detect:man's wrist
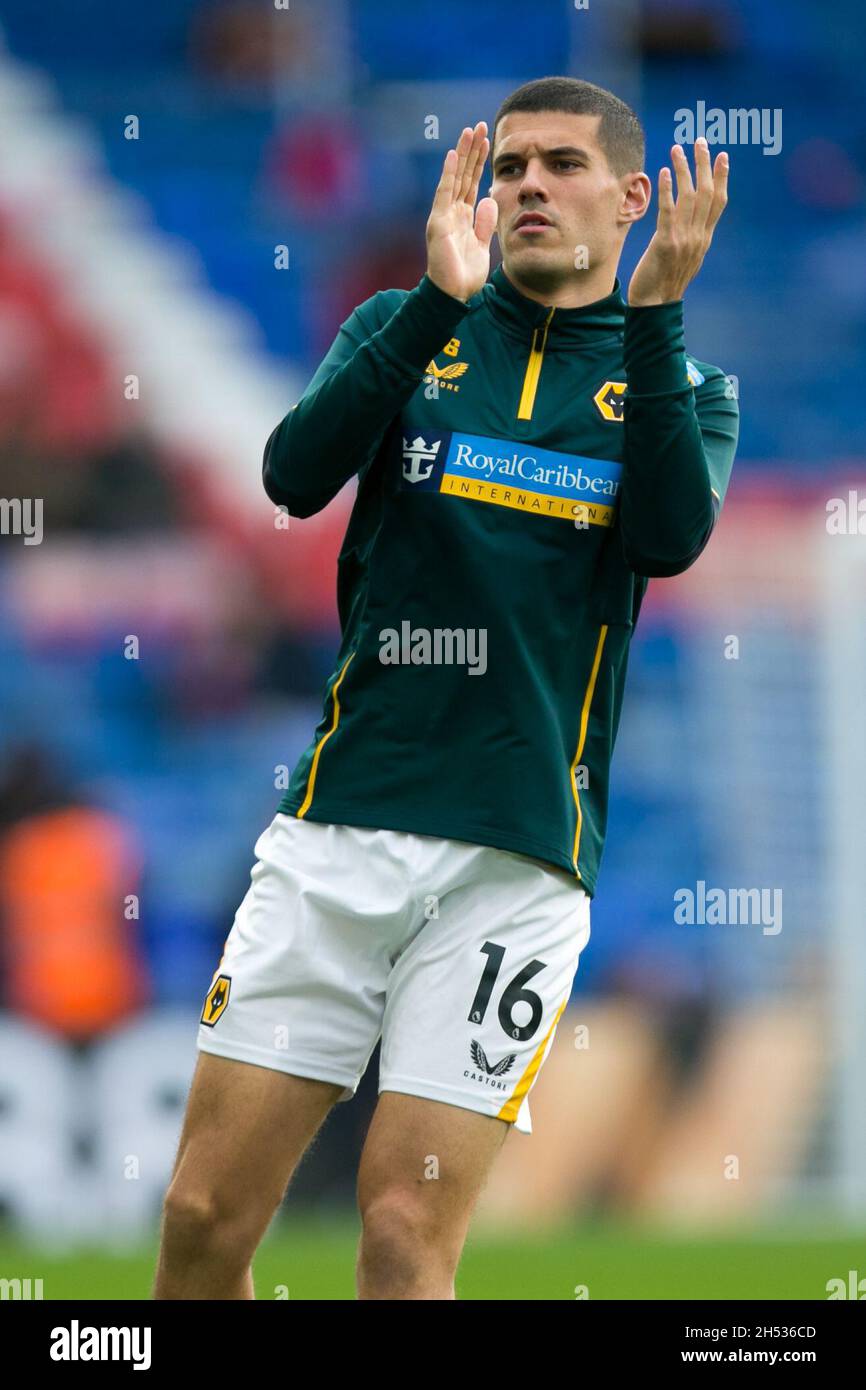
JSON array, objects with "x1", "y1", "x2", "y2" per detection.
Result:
[
  {"x1": 623, "y1": 298, "x2": 689, "y2": 394},
  {"x1": 371, "y1": 273, "x2": 471, "y2": 375},
  {"x1": 425, "y1": 271, "x2": 470, "y2": 305},
  {"x1": 627, "y1": 295, "x2": 684, "y2": 309}
]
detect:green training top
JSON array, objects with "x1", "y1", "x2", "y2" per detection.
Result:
[{"x1": 263, "y1": 265, "x2": 738, "y2": 896}]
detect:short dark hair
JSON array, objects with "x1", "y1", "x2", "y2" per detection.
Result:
[{"x1": 492, "y1": 76, "x2": 645, "y2": 177}]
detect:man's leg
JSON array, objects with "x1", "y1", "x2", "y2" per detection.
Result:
[
  {"x1": 153, "y1": 1052, "x2": 343, "y2": 1299},
  {"x1": 352, "y1": 836, "x2": 592, "y2": 1300},
  {"x1": 355, "y1": 1092, "x2": 509, "y2": 1300}
]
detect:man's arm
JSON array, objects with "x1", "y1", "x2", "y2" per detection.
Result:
[
  {"x1": 264, "y1": 122, "x2": 497, "y2": 519},
  {"x1": 618, "y1": 301, "x2": 739, "y2": 577},
  {"x1": 620, "y1": 137, "x2": 735, "y2": 576},
  {"x1": 263, "y1": 277, "x2": 470, "y2": 518}
]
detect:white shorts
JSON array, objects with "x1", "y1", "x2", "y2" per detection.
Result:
[{"x1": 196, "y1": 814, "x2": 591, "y2": 1134}]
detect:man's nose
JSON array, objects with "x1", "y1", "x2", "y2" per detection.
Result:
[{"x1": 518, "y1": 163, "x2": 549, "y2": 200}]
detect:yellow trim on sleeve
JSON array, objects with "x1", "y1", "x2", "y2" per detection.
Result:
[
  {"x1": 570, "y1": 625, "x2": 608, "y2": 875},
  {"x1": 296, "y1": 651, "x2": 355, "y2": 819},
  {"x1": 497, "y1": 993, "x2": 570, "y2": 1123},
  {"x1": 516, "y1": 307, "x2": 556, "y2": 419}
]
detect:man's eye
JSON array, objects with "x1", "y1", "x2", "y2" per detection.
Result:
[{"x1": 497, "y1": 159, "x2": 582, "y2": 175}]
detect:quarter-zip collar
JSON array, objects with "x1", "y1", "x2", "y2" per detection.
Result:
[{"x1": 478, "y1": 262, "x2": 626, "y2": 348}]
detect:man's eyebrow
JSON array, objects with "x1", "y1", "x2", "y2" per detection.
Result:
[{"x1": 492, "y1": 145, "x2": 593, "y2": 170}]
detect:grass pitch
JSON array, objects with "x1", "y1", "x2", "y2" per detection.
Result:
[{"x1": 1, "y1": 1217, "x2": 861, "y2": 1300}]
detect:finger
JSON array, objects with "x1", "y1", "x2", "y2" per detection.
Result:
[
  {"x1": 692, "y1": 137, "x2": 715, "y2": 229},
  {"x1": 452, "y1": 126, "x2": 474, "y2": 205},
  {"x1": 705, "y1": 151, "x2": 729, "y2": 233},
  {"x1": 671, "y1": 144, "x2": 695, "y2": 221},
  {"x1": 430, "y1": 147, "x2": 459, "y2": 218},
  {"x1": 657, "y1": 165, "x2": 675, "y2": 235},
  {"x1": 468, "y1": 123, "x2": 490, "y2": 199},
  {"x1": 474, "y1": 194, "x2": 499, "y2": 248},
  {"x1": 459, "y1": 122, "x2": 487, "y2": 203},
  {"x1": 457, "y1": 125, "x2": 481, "y2": 202},
  {"x1": 465, "y1": 133, "x2": 490, "y2": 208}
]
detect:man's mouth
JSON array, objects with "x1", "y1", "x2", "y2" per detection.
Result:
[{"x1": 514, "y1": 213, "x2": 553, "y2": 235}]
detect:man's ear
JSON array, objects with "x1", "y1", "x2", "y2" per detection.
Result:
[{"x1": 618, "y1": 171, "x2": 652, "y2": 227}]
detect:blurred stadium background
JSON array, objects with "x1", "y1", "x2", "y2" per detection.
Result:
[{"x1": 0, "y1": 0, "x2": 864, "y2": 1300}]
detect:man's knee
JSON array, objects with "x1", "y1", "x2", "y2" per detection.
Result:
[
  {"x1": 357, "y1": 1190, "x2": 458, "y2": 1296},
  {"x1": 160, "y1": 1179, "x2": 267, "y2": 1266}
]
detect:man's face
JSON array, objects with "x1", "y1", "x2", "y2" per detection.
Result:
[{"x1": 489, "y1": 110, "x2": 643, "y2": 289}]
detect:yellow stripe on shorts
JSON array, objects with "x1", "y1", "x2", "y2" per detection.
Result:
[{"x1": 497, "y1": 993, "x2": 570, "y2": 1124}]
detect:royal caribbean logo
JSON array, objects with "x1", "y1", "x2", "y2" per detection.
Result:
[
  {"x1": 402, "y1": 435, "x2": 441, "y2": 484},
  {"x1": 400, "y1": 425, "x2": 622, "y2": 526}
]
